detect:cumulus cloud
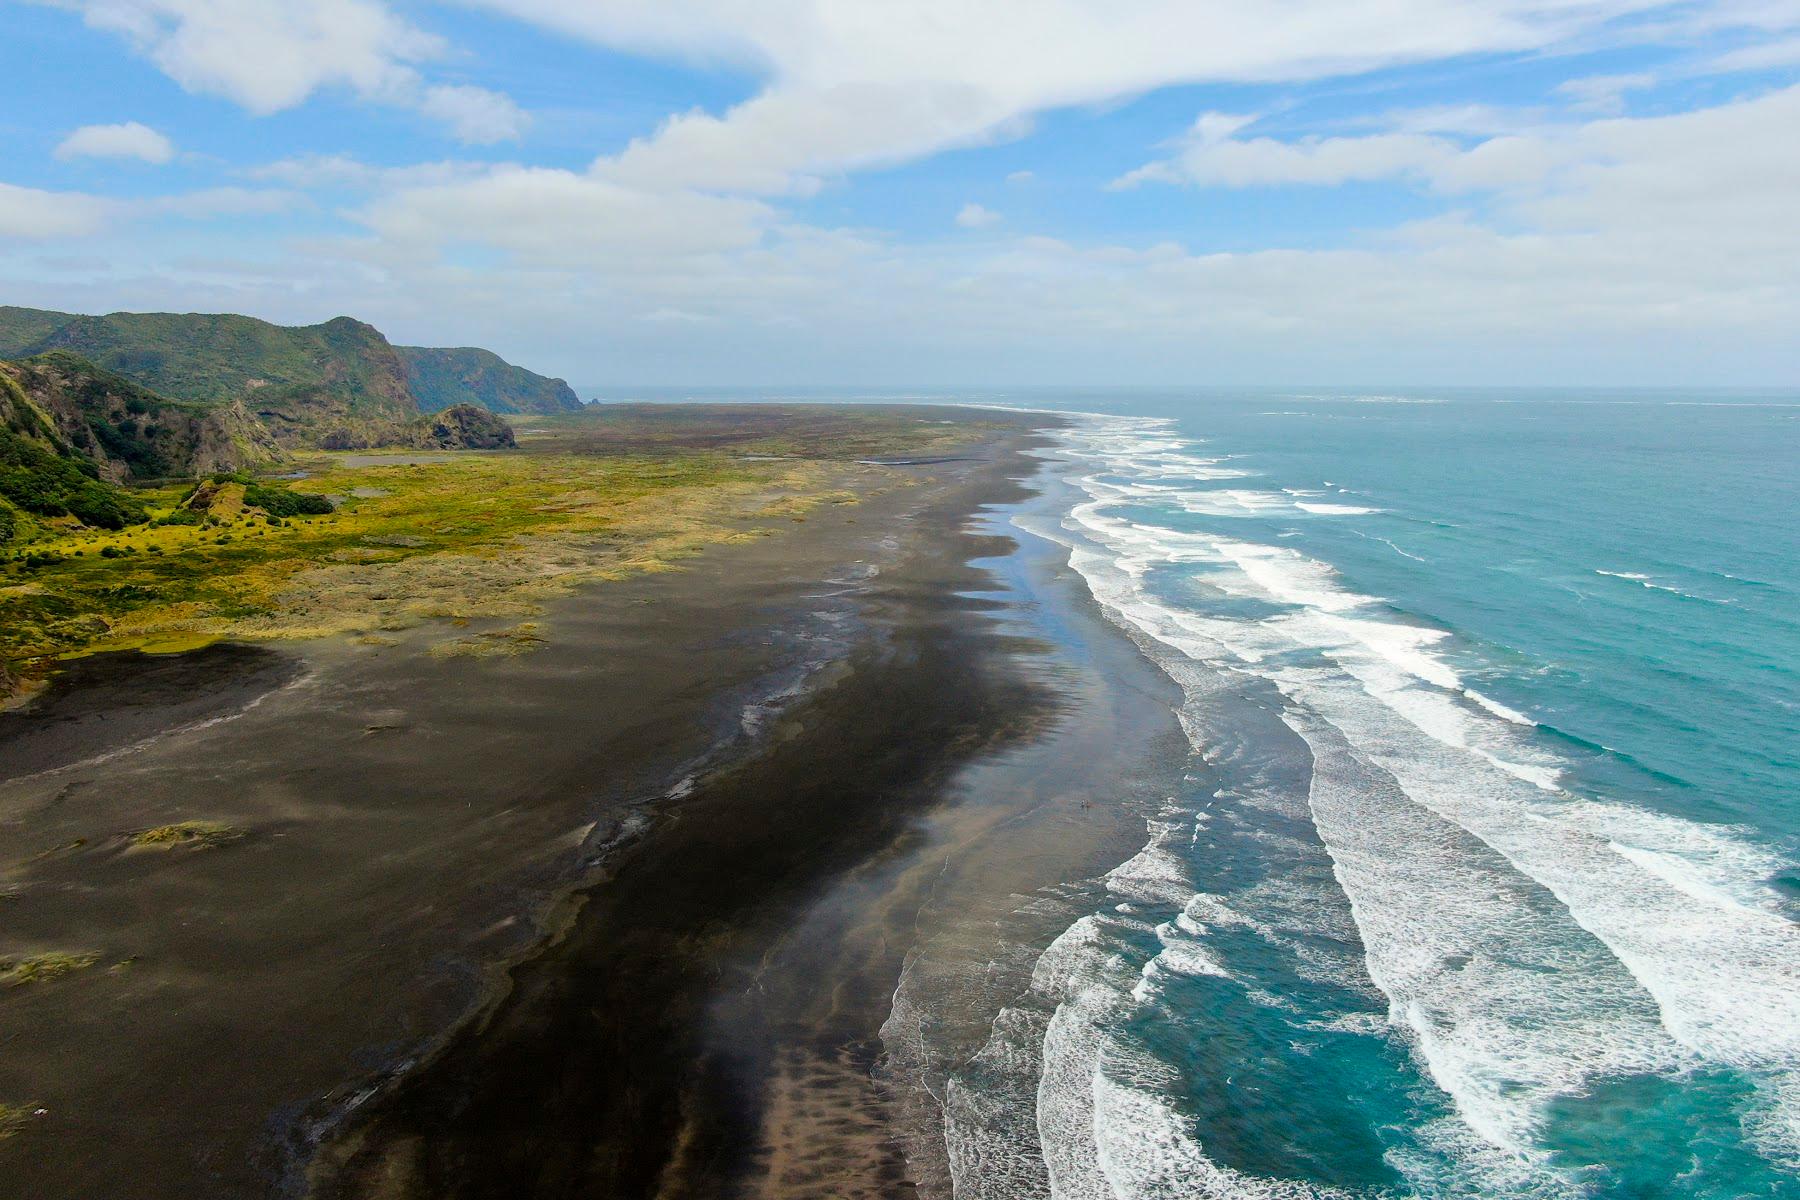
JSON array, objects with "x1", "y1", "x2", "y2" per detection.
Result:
[
  {"x1": 1114, "y1": 119, "x2": 1462, "y2": 190},
  {"x1": 62, "y1": 0, "x2": 435, "y2": 113},
  {"x1": 54, "y1": 121, "x2": 175, "y2": 163},
  {"x1": 956, "y1": 203, "x2": 1001, "y2": 228},
  {"x1": 53, "y1": 0, "x2": 526, "y2": 143}
]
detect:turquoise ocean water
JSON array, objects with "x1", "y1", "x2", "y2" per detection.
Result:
[
  {"x1": 609, "y1": 384, "x2": 1799, "y2": 1195},
  {"x1": 955, "y1": 388, "x2": 1800, "y2": 1199}
]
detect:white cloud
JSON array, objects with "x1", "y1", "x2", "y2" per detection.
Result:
[
  {"x1": 54, "y1": 121, "x2": 176, "y2": 163},
  {"x1": 0, "y1": 183, "x2": 115, "y2": 238},
  {"x1": 1701, "y1": 33, "x2": 1800, "y2": 71},
  {"x1": 418, "y1": 84, "x2": 531, "y2": 145},
  {"x1": 1555, "y1": 72, "x2": 1657, "y2": 112},
  {"x1": 956, "y1": 202, "x2": 1001, "y2": 228},
  {"x1": 15, "y1": 0, "x2": 1800, "y2": 383},
  {"x1": 467, "y1": 0, "x2": 1731, "y2": 196},
  {"x1": 66, "y1": 0, "x2": 435, "y2": 113},
  {"x1": 242, "y1": 154, "x2": 490, "y2": 191},
  {"x1": 0, "y1": 180, "x2": 295, "y2": 238},
  {"x1": 1115, "y1": 124, "x2": 1462, "y2": 190},
  {"x1": 263, "y1": 83, "x2": 1800, "y2": 381},
  {"x1": 243, "y1": 154, "x2": 380, "y2": 188},
  {"x1": 55, "y1": 0, "x2": 526, "y2": 143},
  {"x1": 358, "y1": 165, "x2": 773, "y2": 267},
  {"x1": 1005, "y1": 170, "x2": 1035, "y2": 184},
  {"x1": 152, "y1": 187, "x2": 305, "y2": 218},
  {"x1": 1116, "y1": 84, "x2": 1800, "y2": 211}
]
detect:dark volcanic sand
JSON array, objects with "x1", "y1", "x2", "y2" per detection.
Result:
[
  {"x1": 311, "y1": 446, "x2": 1190, "y2": 1200},
  {"x1": 310, "y1": 458, "x2": 1054, "y2": 1199},
  {"x1": 0, "y1": 644, "x2": 305, "y2": 785},
  {"x1": 0, "y1": 408, "x2": 1189, "y2": 1200}
]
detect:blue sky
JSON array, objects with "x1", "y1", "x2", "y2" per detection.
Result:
[{"x1": 4, "y1": 1, "x2": 1798, "y2": 386}]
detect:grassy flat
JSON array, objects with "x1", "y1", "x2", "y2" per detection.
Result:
[{"x1": 0, "y1": 405, "x2": 995, "y2": 682}]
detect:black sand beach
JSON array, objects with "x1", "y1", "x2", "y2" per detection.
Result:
[{"x1": 0, "y1": 407, "x2": 1186, "y2": 1199}]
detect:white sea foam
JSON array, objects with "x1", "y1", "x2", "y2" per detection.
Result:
[
  {"x1": 1295, "y1": 502, "x2": 1380, "y2": 516},
  {"x1": 1038, "y1": 412, "x2": 1800, "y2": 1181},
  {"x1": 1463, "y1": 689, "x2": 1536, "y2": 726},
  {"x1": 1351, "y1": 529, "x2": 1429, "y2": 563},
  {"x1": 1173, "y1": 490, "x2": 1291, "y2": 516},
  {"x1": 1594, "y1": 568, "x2": 1727, "y2": 604}
]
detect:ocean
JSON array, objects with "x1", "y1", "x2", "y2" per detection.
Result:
[{"x1": 939, "y1": 388, "x2": 1800, "y2": 1199}]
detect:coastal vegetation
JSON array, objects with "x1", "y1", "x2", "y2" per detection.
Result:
[
  {"x1": 1, "y1": 304, "x2": 990, "y2": 701},
  {"x1": 0, "y1": 1104, "x2": 33, "y2": 1140},
  {"x1": 0, "y1": 425, "x2": 146, "y2": 530},
  {"x1": 1, "y1": 351, "x2": 282, "y2": 484},
  {"x1": 0, "y1": 952, "x2": 97, "y2": 987},
  {"x1": 129, "y1": 821, "x2": 246, "y2": 850},
  {"x1": 0, "y1": 405, "x2": 990, "y2": 694}
]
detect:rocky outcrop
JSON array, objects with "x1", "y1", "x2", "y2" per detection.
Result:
[
  {"x1": 318, "y1": 404, "x2": 516, "y2": 452},
  {"x1": 404, "y1": 404, "x2": 517, "y2": 450}
]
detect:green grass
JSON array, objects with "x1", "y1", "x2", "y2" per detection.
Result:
[
  {"x1": 0, "y1": 1102, "x2": 37, "y2": 1140},
  {"x1": 0, "y1": 952, "x2": 98, "y2": 987},
  {"x1": 0, "y1": 405, "x2": 1004, "y2": 681},
  {"x1": 131, "y1": 820, "x2": 247, "y2": 850}
]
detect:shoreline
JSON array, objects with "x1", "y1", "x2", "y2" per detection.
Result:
[
  {"x1": 308, "y1": 420, "x2": 1193, "y2": 1200},
  {"x1": 309, "y1": 443, "x2": 1054, "y2": 1194},
  {"x1": 1, "y1": 406, "x2": 1105, "y2": 1198}
]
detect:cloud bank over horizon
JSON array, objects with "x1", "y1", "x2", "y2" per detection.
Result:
[{"x1": 6, "y1": 0, "x2": 1799, "y2": 385}]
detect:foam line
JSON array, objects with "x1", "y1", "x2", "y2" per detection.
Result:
[{"x1": 1046, "y1": 412, "x2": 1800, "y2": 1170}]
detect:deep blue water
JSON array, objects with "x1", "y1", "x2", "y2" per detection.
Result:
[{"x1": 962, "y1": 388, "x2": 1800, "y2": 1199}]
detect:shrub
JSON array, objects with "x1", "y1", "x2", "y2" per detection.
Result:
[
  {"x1": 243, "y1": 483, "x2": 333, "y2": 518},
  {"x1": 0, "y1": 429, "x2": 147, "y2": 530}
]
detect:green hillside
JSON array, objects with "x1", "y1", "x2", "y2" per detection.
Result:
[
  {"x1": 3, "y1": 351, "x2": 284, "y2": 481},
  {"x1": 398, "y1": 345, "x2": 581, "y2": 414},
  {"x1": 0, "y1": 368, "x2": 146, "y2": 538},
  {"x1": 21, "y1": 311, "x2": 418, "y2": 441},
  {"x1": 0, "y1": 308, "x2": 579, "y2": 440},
  {"x1": 0, "y1": 304, "x2": 76, "y2": 355}
]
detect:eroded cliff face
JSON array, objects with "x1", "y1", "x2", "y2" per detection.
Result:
[
  {"x1": 0, "y1": 352, "x2": 287, "y2": 481},
  {"x1": 398, "y1": 345, "x2": 582, "y2": 415}
]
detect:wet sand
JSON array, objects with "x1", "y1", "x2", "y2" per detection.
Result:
[
  {"x1": 312, "y1": 453, "x2": 1190, "y2": 1200},
  {"x1": 0, "y1": 406, "x2": 1188, "y2": 1199}
]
